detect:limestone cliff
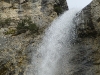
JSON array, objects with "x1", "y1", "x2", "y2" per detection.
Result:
[
  {"x1": 0, "y1": 0, "x2": 68, "y2": 27},
  {"x1": 0, "y1": 0, "x2": 68, "y2": 75},
  {"x1": 73, "y1": 0, "x2": 100, "y2": 75}
]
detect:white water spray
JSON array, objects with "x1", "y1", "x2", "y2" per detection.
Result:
[{"x1": 28, "y1": 9, "x2": 80, "y2": 75}]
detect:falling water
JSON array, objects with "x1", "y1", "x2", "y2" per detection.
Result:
[{"x1": 27, "y1": 9, "x2": 80, "y2": 75}]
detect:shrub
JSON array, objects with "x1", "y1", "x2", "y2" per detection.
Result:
[
  {"x1": 4, "y1": 29, "x2": 16, "y2": 35},
  {"x1": 0, "y1": 18, "x2": 11, "y2": 28},
  {"x1": 29, "y1": 23, "x2": 38, "y2": 33},
  {"x1": 16, "y1": 17, "x2": 39, "y2": 35},
  {"x1": 54, "y1": 4, "x2": 62, "y2": 15},
  {"x1": 16, "y1": 19, "x2": 28, "y2": 34},
  {"x1": 4, "y1": 18, "x2": 11, "y2": 26}
]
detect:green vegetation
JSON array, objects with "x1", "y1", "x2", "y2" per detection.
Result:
[
  {"x1": 16, "y1": 17, "x2": 39, "y2": 34},
  {"x1": 54, "y1": 4, "x2": 62, "y2": 15},
  {"x1": 0, "y1": 18, "x2": 11, "y2": 28},
  {"x1": 16, "y1": 19, "x2": 29, "y2": 34},
  {"x1": 0, "y1": 16, "x2": 39, "y2": 35},
  {"x1": 4, "y1": 29, "x2": 16, "y2": 35}
]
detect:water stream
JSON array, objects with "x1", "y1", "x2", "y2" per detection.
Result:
[{"x1": 28, "y1": 9, "x2": 80, "y2": 75}]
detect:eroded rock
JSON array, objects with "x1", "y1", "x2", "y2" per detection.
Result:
[{"x1": 73, "y1": 0, "x2": 100, "y2": 75}]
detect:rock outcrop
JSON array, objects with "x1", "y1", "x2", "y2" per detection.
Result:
[
  {"x1": 0, "y1": 0, "x2": 68, "y2": 75},
  {"x1": 0, "y1": 0, "x2": 68, "y2": 27},
  {"x1": 73, "y1": 0, "x2": 100, "y2": 75}
]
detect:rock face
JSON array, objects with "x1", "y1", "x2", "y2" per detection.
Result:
[
  {"x1": 0, "y1": 0, "x2": 68, "y2": 27},
  {"x1": 0, "y1": 28, "x2": 42, "y2": 75},
  {"x1": 0, "y1": 0, "x2": 68, "y2": 75},
  {"x1": 73, "y1": 0, "x2": 100, "y2": 75}
]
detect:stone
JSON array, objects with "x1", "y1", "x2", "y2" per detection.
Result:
[
  {"x1": 0, "y1": 0, "x2": 68, "y2": 75},
  {"x1": 73, "y1": 0, "x2": 100, "y2": 75},
  {"x1": 0, "y1": 0, "x2": 68, "y2": 27}
]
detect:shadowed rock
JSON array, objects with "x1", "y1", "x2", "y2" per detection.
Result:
[{"x1": 73, "y1": 0, "x2": 100, "y2": 75}]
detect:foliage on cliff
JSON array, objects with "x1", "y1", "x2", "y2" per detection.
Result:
[{"x1": 16, "y1": 17, "x2": 39, "y2": 35}]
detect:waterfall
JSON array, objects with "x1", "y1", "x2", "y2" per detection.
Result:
[{"x1": 27, "y1": 9, "x2": 80, "y2": 75}]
